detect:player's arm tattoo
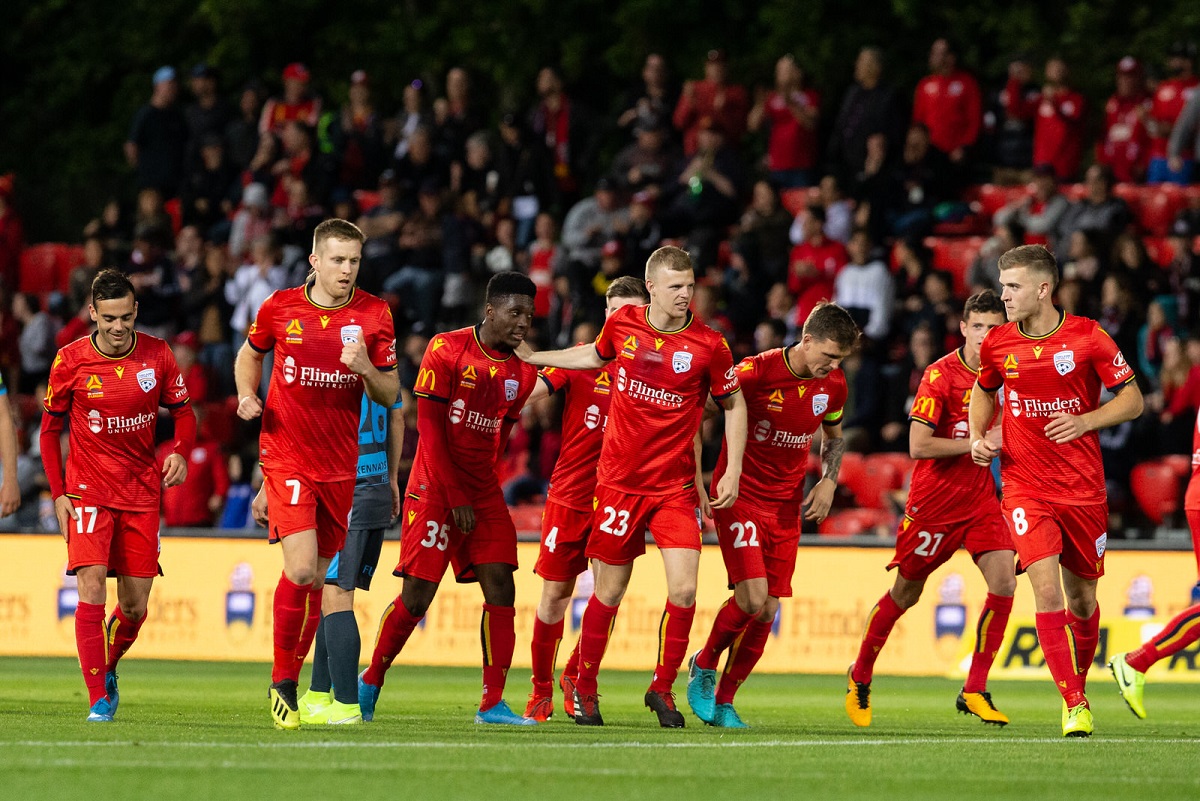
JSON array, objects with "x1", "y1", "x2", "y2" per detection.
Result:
[{"x1": 819, "y1": 434, "x2": 846, "y2": 483}]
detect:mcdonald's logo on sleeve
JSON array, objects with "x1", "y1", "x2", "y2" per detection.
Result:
[
  {"x1": 912, "y1": 395, "x2": 937, "y2": 420},
  {"x1": 416, "y1": 368, "x2": 437, "y2": 393}
]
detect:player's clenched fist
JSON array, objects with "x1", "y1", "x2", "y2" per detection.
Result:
[
  {"x1": 341, "y1": 340, "x2": 372, "y2": 375},
  {"x1": 237, "y1": 394, "x2": 263, "y2": 420},
  {"x1": 971, "y1": 436, "x2": 1000, "y2": 466}
]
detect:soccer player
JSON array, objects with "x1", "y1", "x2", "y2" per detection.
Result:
[
  {"x1": 0, "y1": 374, "x2": 19, "y2": 518},
  {"x1": 970, "y1": 244, "x2": 1143, "y2": 737},
  {"x1": 515, "y1": 245, "x2": 747, "y2": 728},
  {"x1": 359, "y1": 272, "x2": 540, "y2": 726},
  {"x1": 521, "y1": 276, "x2": 651, "y2": 722},
  {"x1": 39, "y1": 269, "x2": 195, "y2": 721},
  {"x1": 686, "y1": 302, "x2": 857, "y2": 729},
  {"x1": 235, "y1": 219, "x2": 398, "y2": 730},
  {"x1": 845, "y1": 290, "x2": 1017, "y2": 728},
  {"x1": 253, "y1": 390, "x2": 406, "y2": 725},
  {"x1": 1108, "y1": 402, "x2": 1200, "y2": 719}
]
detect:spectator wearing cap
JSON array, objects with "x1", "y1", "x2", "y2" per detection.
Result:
[
  {"x1": 617, "y1": 53, "x2": 679, "y2": 138},
  {"x1": 179, "y1": 133, "x2": 238, "y2": 234},
  {"x1": 826, "y1": 47, "x2": 905, "y2": 186},
  {"x1": 560, "y1": 177, "x2": 629, "y2": 322},
  {"x1": 989, "y1": 54, "x2": 1040, "y2": 179},
  {"x1": 330, "y1": 70, "x2": 386, "y2": 193},
  {"x1": 391, "y1": 79, "x2": 434, "y2": 161},
  {"x1": 995, "y1": 163, "x2": 1068, "y2": 246},
  {"x1": 0, "y1": 174, "x2": 23, "y2": 290},
  {"x1": 1032, "y1": 57, "x2": 1086, "y2": 181},
  {"x1": 125, "y1": 66, "x2": 187, "y2": 198},
  {"x1": 528, "y1": 66, "x2": 600, "y2": 213},
  {"x1": 591, "y1": 239, "x2": 627, "y2": 298},
  {"x1": 259, "y1": 62, "x2": 321, "y2": 136},
  {"x1": 225, "y1": 80, "x2": 266, "y2": 171},
  {"x1": 673, "y1": 49, "x2": 750, "y2": 157},
  {"x1": 610, "y1": 116, "x2": 679, "y2": 195},
  {"x1": 912, "y1": 38, "x2": 981, "y2": 165},
  {"x1": 1148, "y1": 41, "x2": 1200, "y2": 183},
  {"x1": 748, "y1": 55, "x2": 821, "y2": 189},
  {"x1": 1098, "y1": 57, "x2": 1152, "y2": 183},
  {"x1": 184, "y1": 63, "x2": 233, "y2": 170}
]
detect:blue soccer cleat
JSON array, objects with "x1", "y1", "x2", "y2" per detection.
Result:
[
  {"x1": 358, "y1": 671, "x2": 381, "y2": 723},
  {"x1": 475, "y1": 699, "x2": 537, "y2": 726},
  {"x1": 686, "y1": 651, "x2": 717, "y2": 723},
  {"x1": 104, "y1": 672, "x2": 120, "y2": 717},
  {"x1": 711, "y1": 703, "x2": 750, "y2": 729},
  {"x1": 87, "y1": 695, "x2": 116, "y2": 722}
]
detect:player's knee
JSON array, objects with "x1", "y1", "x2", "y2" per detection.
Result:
[
  {"x1": 667, "y1": 585, "x2": 697, "y2": 608},
  {"x1": 286, "y1": 565, "x2": 319, "y2": 586},
  {"x1": 988, "y1": 574, "x2": 1018, "y2": 597},
  {"x1": 119, "y1": 602, "x2": 148, "y2": 621},
  {"x1": 891, "y1": 583, "x2": 923, "y2": 609},
  {"x1": 400, "y1": 580, "x2": 437, "y2": 618},
  {"x1": 756, "y1": 597, "x2": 779, "y2": 623}
]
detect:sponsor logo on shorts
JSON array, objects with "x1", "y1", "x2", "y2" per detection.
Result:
[
  {"x1": 1095, "y1": 532, "x2": 1107, "y2": 558},
  {"x1": 1054, "y1": 350, "x2": 1075, "y2": 376}
]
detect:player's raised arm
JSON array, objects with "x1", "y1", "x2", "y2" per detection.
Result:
[{"x1": 515, "y1": 339, "x2": 607, "y2": 371}]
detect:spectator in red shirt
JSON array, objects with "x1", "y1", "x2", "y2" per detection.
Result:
[
  {"x1": 1148, "y1": 41, "x2": 1200, "y2": 184},
  {"x1": 991, "y1": 56, "x2": 1040, "y2": 177},
  {"x1": 158, "y1": 409, "x2": 229, "y2": 527},
  {"x1": 1098, "y1": 57, "x2": 1152, "y2": 183},
  {"x1": 172, "y1": 331, "x2": 210, "y2": 405},
  {"x1": 673, "y1": 49, "x2": 750, "y2": 156},
  {"x1": 258, "y1": 63, "x2": 321, "y2": 137},
  {"x1": 1033, "y1": 58, "x2": 1086, "y2": 181},
  {"x1": 787, "y1": 205, "x2": 848, "y2": 325},
  {"x1": 912, "y1": 38, "x2": 981, "y2": 165},
  {"x1": 748, "y1": 55, "x2": 820, "y2": 189}
]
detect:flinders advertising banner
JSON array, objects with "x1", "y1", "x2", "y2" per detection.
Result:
[{"x1": 1, "y1": 534, "x2": 1198, "y2": 680}]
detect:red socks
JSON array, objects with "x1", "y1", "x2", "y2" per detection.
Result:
[
  {"x1": 963, "y1": 593, "x2": 1013, "y2": 693},
  {"x1": 696, "y1": 598, "x2": 755, "y2": 671},
  {"x1": 75, "y1": 601, "x2": 108, "y2": 705},
  {"x1": 575, "y1": 596, "x2": 619, "y2": 696},
  {"x1": 530, "y1": 615, "x2": 564, "y2": 693},
  {"x1": 715, "y1": 618, "x2": 772, "y2": 704},
  {"x1": 271, "y1": 573, "x2": 311, "y2": 684},
  {"x1": 363, "y1": 598, "x2": 423, "y2": 688},
  {"x1": 649, "y1": 601, "x2": 695, "y2": 693},
  {"x1": 291, "y1": 584, "x2": 323, "y2": 679},
  {"x1": 481, "y1": 604, "x2": 516, "y2": 711},
  {"x1": 1127, "y1": 602, "x2": 1200, "y2": 673},
  {"x1": 1067, "y1": 604, "x2": 1100, "y2": 685},
  {"x1": 105, "y1": 607, "x2": 147, "y2": 674},
  {"x1": 852, "y1": 592, "x2": 906, "y2": 684},
  {"x1": 1035, "y1": 610, "x2": 1086, "y2": 707},
  {"x1": 562, "y1": 638, "x2": 580, "y2": 679}
]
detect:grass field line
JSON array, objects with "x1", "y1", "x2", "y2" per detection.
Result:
[{"x1": 9, "y1": 737, "x2": 1200, "y2": 749}]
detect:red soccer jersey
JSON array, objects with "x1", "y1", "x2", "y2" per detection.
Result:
[
  {"x1": 1186, "y1": 405, "x2": 1200, "y2": 512},
  {"x1": 711, "y1": 348, "x2": 846, "y2": 518},
  {"x1": 408, "y1": 326, "x2": 539, "y2": 506},
  {"x1": 43, "y1": 332, "x2": 191, "y2": 511},
  {"x1": 1033, "y1": 89, "x2": 1086, "y2": 180},
  {"x1": 977, "y1": 311, "x2": 1135, "y2": 506},
  {"x1": 248, "y1": 284, "x2": 397, "y2": 482},
  {"x1": 1099, "y1": 94, "x2": 1152, "y2": 183},
  {"x1": 539, "y1": 359, "x2": 618, "y2": 512},
  {"x1": 907, "y1": 348, "x2": 998, "y2": 524},
  {"x1": 1150, "y1": 77, "x2": 1200, "y2": 159},
  {"x1": 593, "y1": 304, "x2": 740, "y2": 495},
  {"x1": 764, "y1": 89, "x2": 821, "y2": 171},
  {"x1": 912, "y1": 70, "x2": 982, "y2": 154}
]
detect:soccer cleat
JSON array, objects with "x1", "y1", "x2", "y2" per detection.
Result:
[
  {"x1": 303, "y1": 698, "x2": 362, "y2": 725},
  {"x1": 358, "y1": 670, "x2": 381, "y2": 723},
  {"x1": 686, "y1": 651, "x2": 717, "y2": 723},
  {"x1": 298, "y1": 689, "x2": 333, "y2": 725},
  {"x1": 1062, "y1": 701, "x2": 1094, "y2": 737},
  {"x1": 560, "y1": 673, "x2": 578, "y2": 719},
  {"x1": 1108, "y1": 653, "x2": 1147, "y2": 719},
  {"x1": 644, "y1": 690, "x2": 685, "y2": 728},
  {"x1": 845, "y1": 665, "x2": 871, "y2": 727},
  {"x1": 268, "y1": 680, "x2": 300, "y2": 730},
  {"x1": 573, "y1": 691, "x2": 604, "y2": 726},
  {"x1": 956, "y1": 690, "x2": 1009, "y2": 726},
  {"x1": 524, "y1": 693, "x2": 554, "y2": 722},
  {"x1": 104, "y1": 671, "x2": 120, "y2": 717},
  {"x1": 87, "y1": 696, "x2": 116, "y2": 722},
  {"x1": 711, "y1": 703, "x2": 749, "y2": 729},
  {"x1": 475, "y1": 699, "x2": 537, "y2": 726}
]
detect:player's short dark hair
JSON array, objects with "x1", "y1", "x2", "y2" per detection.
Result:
[
  {"x1": 963, "y1": 289, "x2": 1004, "y2": 319},
  {"x1": 645, "y1": 245, "x2": 693, "y2": 281},
  {"x1": 92, "y1": 268, "x2": 135, "y2": 304},
  {"x1": 605, "y1": 276, "x2": 649, "y2": 302},
  {"x1": 313, "y1": 218, "x2": 365, "y2": 251},
  {"x1": 998, "y1": 244, "x2": 1059, "y2": 288},
  {"x1": 802, "y1": 301, "x2": 860, "y2": 350},
  {"x1": 485, "y1": 271, "x2": 536, "y2": 303}
]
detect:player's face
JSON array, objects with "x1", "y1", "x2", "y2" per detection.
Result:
[
  {"x1": 604, "y1": 295, "x2": 644, "y2": 319},
  {"x1": 800, "y1": 335, "x2": 852, "y2": 378},
  {"x1": 486, "y1": 295, "x2": 535, "y2": 350},
  {"x1": 999, "y1": 266, "x2": 1049, "y2": 323},
  {"x1": 90, "y1": 294, "x2": 137, "y2": 353},
  {"x1": 646, "y1": 268, "x2": 694, "y2": 319},
  {"x1": 309, "y1": 236, "x2": 363, "y2": 303},
  {"x1": 960, "y1": 311, "x2": 1006, "y2": 356}
]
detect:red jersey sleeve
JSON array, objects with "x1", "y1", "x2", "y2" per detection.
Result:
[
  {"x1": 909, "y1": 366, "x2": 943, "y2": 428},
  {"x1": 1090, "y1": 325, "x2": 1136, "y2": 390},
  {"x1": 368, "y1": 304, "x2": 398, "y2": 371},
  {"x1": 246, "y1": 291, "x2": 278, "y2": 352},
  {"x1": 709, "y1": 336, "x2": 740, "y2": 399},
  {"x1": 43, "y1": 351, "x2": 73, "y2": 417},
  {"x1": 594, "y1": 307, "x2": 628, "y2": 361},
  {"x1": 413, "y1": 335, "x2": 456, "y2": 403},
  {"x1": 538, "y1": 366, "x2": 570, "y2": 395},
  {"x1": 977, "y1": 331, "x2": 1004, "y2": 392},
  {"x1": 825, "y1": 376, "x2": 848, "y2": 425}
]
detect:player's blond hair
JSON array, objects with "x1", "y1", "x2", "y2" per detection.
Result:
[
  {"x1": 645, "y1": 245, "x2": 693, "y2": 281},
  {"x1": 313, "y1": 218, "x2": 365, "y2": 252},
  {"x1": 998, "y1": 244, "x2": 1058, "y2": 289}
]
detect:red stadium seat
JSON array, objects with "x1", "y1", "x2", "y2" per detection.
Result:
[
  {"x1": 974, "y1": 184, "x2": 1030, "y2": 219},
  {"x1": 780, "y1": 186, "x2": 821, "y2": 217},
  {"x1": 1136, "y1": 184, "x2": 1188, "y2": 235},
  {"x1": 1144, "y1": 236, "x2": 1177, "y2": 267},
  {"x1": 509, "y1": 504, "x2": 544, "y2": 534},
  {"x1": 1111, "y1": 183, "x2": 1145, "y2": 222},
  {"x1": 819, "y1": 508, "x2": 892, "y2": 537},
  {"x1": 1159, "y1": 454, "x2": 1193, "y2": 479},
  {"x1": 354, "y1": 189, "x2": 382, "y2": 213},
  {"x1": 1130, "y1": 461, "x2": 1180, "y2": 525},
  {"x1": 924, "y1": 235, "x2": 987, "y2": 296},
  {"x1": 53, "y1": 243, "x2": 86, "y2": 291},
  {"x1": 18, "y1": 244, "x2": 60, "y2": 295},
  {"x1": 864, "y1": 452, "x2": 916, "y2": 485},
  {"x1": 840, "y1": 456, "x2": 899, "y2": 510}
]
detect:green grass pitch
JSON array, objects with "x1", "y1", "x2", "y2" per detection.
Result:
[{"x1": 2, "y1": 658, "x2": 1199, "y2": 800}]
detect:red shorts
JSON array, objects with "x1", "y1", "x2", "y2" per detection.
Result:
[
  {"x1": 66, "y1": 504, "x2": 161, "y2": 578},
  {"x1": 888, "y1": 503, "x2": 1012, "y2": 582},
  {"x1": 713, "y1": 502, "x2": 801, "y2": 598},
  {"x1": 1001, "y1": 496, "x2": 1108, "y2": 579},
  {"x1": 397, "y1": 496, "x2": 517, "y2": 584},
  {"x1": 586, "y1": 484, "x2": 703, "y2": 566},
  {"x1": 264, "y1": 471, "x2": 354, "y2": 559},
  {"x1": 534, "y1": 500, "x2": 593, "y2": 582}
]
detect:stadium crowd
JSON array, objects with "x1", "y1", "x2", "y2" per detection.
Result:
[{"x1": 4, "y1": 39, "x2": 1200, "y2": 534}]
